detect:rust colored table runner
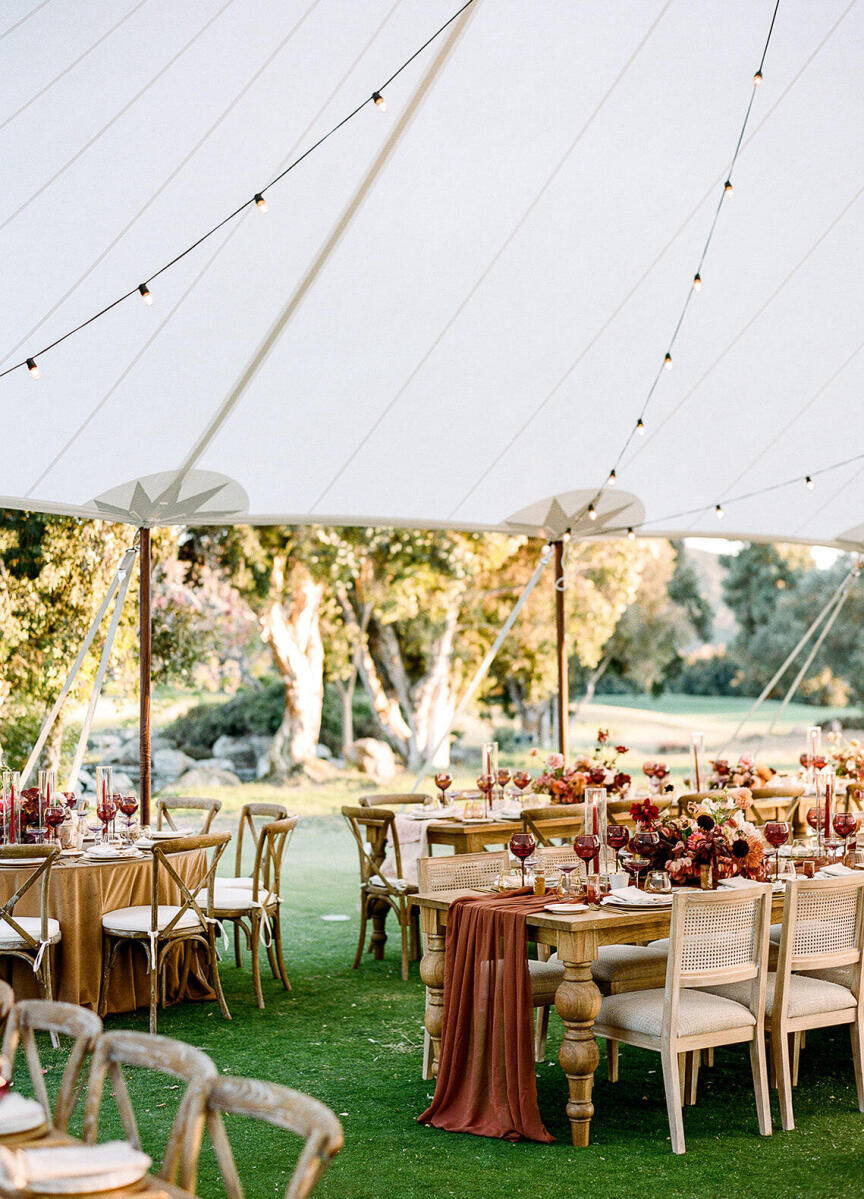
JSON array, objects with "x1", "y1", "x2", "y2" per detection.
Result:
[{"x1": 419, "y1": 889, "x2": 555, "y2": 1142}]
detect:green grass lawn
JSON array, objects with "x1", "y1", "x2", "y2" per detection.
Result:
[{"x1": 20, "y1": 812, "x2": 864, "y2": 1199}]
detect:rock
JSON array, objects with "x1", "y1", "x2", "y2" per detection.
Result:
[
  {"x1": 316, "y1": 743, "x2": 333, "y2": 759},
  {"x1": 111, "y1": 771, "x2": 134, "y2": 792},
  {"x1": 101, "y1": 737, "x2": 139, "y2": 766},
  {"x1": 212, "y1": 734, "x2": 266, "y2": 772},
  {"x1": 151, "y1": 747, "x2": 195, "y2": 782},
  {"x1": 194, "y1": 757, "x2": 235, "y2": 772},
  {"x1": 88, "y1": 732, "x2": 124, "y2": 753},
  {"x1": 77, "y1": 768, "x2": 95, "y2": 793},
  {"x1": 349, "y1": 738, "x2": 398, "y2": 782},
  {"x1": 175, "y1": 766, "x2": 241, "y2": 788},
  {"x1": 150, "y1": 734, "x2": 173, "y2": 751}
]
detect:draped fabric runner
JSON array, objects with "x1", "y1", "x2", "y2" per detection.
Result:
[{"x1": 419, "y1": 890, "x2": 555, "y2": 1142}]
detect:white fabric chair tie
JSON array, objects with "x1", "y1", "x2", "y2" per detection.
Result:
[
  {"x1": 146, "y1": 929, "x2": 158, "y2": 973},
  {"x1": 205, "y1": 915, "x2": 228, "y2": 959},
  {"x1": 31, "y1": 940, "x2": 50, "y2": 975}
]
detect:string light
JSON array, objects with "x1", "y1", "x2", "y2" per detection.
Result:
[
  {"x1": 636, "y1": 418, "x2": 645, "y2": 435},
  {"x1": 138, "y1": 283, "x2": 152, "y2": 305},
  {"x1": 562, "y1": 529, "x2": 572, "y2": 543},
  {"x1": 254, "y1": 193, "x2": 269, "y2": 212},
  {"x1": 26, "y1": 357, "x2": 40, "y2": 379},
  {"x1": 724, "y1": 179, "x2": 734, "y2": 196},
  {"x1": 627, "y1": 527, "x2": 635, "y2": 540},
  {"x1": 715, "y1": 504, "x2": 725, "y2": 519},
  {"x1": 805, "y1": 475, "x2": 814, "y2": 489},
  {"x1": 372, "y1": 91, "x2": 387, "y2": 111},
  {"x1": 753, "y1": 70, "x2": 763, "y2": 86},
  {"x1": 607, "y1": 468, "x2": 617, "y2": 486},
  {"x1": 587, "y1": 503, "x2": 597, "y2": 521},
  {"x1": 693, "y1": 273, "x2": 702, "y2": 291},
  {"x1": 663, "y1": 352, "x2": 673, "y2": 370}
]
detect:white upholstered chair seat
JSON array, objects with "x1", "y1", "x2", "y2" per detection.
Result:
[
  {"x1": 804, "y1": 964, "x2": 855, "y2": 989},
  {"x1": 217, "y1": 876, "x2": 255, "y2": 889},
  {"x1": 708, "y1": 972, "x2": 856, "y2": 1018},
  {"x1": 0, "y1": 917, "x2": 61, "y2": 947},
  {"x1": 598, "y1": 987, "x2": 756, "y2": 1039},
  {"x1": 101, "y1": 906, "x2": 202, "y2": 935},
  {"x1": 195, "y1": 885, "x2": 278, "y2": 910},
  {"x1": 591, "y1": 944, "x2": 668, "y2": 988}
]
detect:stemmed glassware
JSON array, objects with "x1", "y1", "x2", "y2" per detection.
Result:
[
  {"x1": 628, "y1": 829, "x2": 659, "y2": 889},
  {"x1": 833, "y1": 812, "x2": 858, "y2": 862},
  {"x1": 433, "y1": 772, "x2": 452, "y2": 809},
  {"x1": 512, "y1": 771, "x2": 532, "y2": 806},
  {"x1": 119, "y1": 794, "x2": 139, "y2": 843},
  {"x1": 606, "y1": 825, "x2": 629, "y2": 871},
  {"x1": 573, "y1": 834, "x2": 601, "y2": 881},
  {"x1": 44, "y1": 802, "x2": 66, "y2": 843},
  {"x1": 96, "y1": 794, "x2": 117, "y2": 844},
  {"x1": 476, "y1": 774, "x2": 494, "y2": 816},
  {"x1": 764, "y1": 821, "x2": 790, "y2": 879},
  {"x1": 509, "y1": 832, "x2": 535, "y2": 886},
  {"x1": 496, "y1": 768, "x2": 512, "y2": 805}
]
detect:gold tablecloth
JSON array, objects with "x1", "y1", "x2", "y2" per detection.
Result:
[{"x1": 0, "y1": 848, "x2": 213, "y2": 1014}]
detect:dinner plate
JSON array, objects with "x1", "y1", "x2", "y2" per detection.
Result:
[
  {"x1": 60, "y1": 850, "x2": 83, "y2": 858},
  {"x1": 543, "y1": 902, "x2": 588, "y2": 914},
  {"x1": 84, "y1": 849, "x2": 142, "y2": 862},
  {"x1": 457, "y1": 817, "x2": 492, "y2": 824},
  {"x1": 0, "y1": 860, "x2": 39, "y2": 868},
  {"x1": 146, "y1": 830, "x2": 180, "y2": 839},
  {"x1": 602, "y1": 898, "x2": 673, "y2": 909}
]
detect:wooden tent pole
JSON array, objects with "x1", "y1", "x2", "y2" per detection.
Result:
[
  {"x1": 139, "y1": 527, "x2": 152, "y2": 825},
  {"x1": 554, "y1": 540, "x2": 567, "y2": 761}
]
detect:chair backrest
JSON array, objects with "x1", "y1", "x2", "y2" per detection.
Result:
[
  {"x1": 750, "y1": 785, "x2": 805, "y2": 800},
  {"x1": 0, "y1": 980, "x2": 13, "y2": 1026},
  {"x1": 663, "y1": 885, "x2": 772, "y2": 1038},
  {"x1": 342, "y1": 806, "x2": 401, "y2": 892},
  {"x1": 251, "y1": 817, "x2": 298, "y2": 902},
  {"x1": 234, "y1": 803, "x2": 289, "y2": 878},
  {"x1": 535, "y1": 845, "x2": 581, "y2": 870},
  {"x1": 156, "y1": 796, "x2": 222, "y2": 834},
  {"x1": 148, "y1": 833, "x2": 231, "y2": 936},
  {"x1": 2, "y1": 1000, "x2": 102, "y2": 1131},
  {"x1": 0, "y1": 844, "x2": 58, "y2": 950},
  {"x1": 83, "y1": 1031, "x2": 217, "y2": 1191},
  {"x1": 204, "y1": 1075, "x2": 344, "y2": 1199},
  {"x1": 359, "y1": 793, "x2": 431, "y2": 808},
  {"x1": 775, "y1": 874, "x2": 864, "y2": 979},
  {"x1": 521, "y1": 805, "x2": 583, "y2": 846},
  {"x1": 417, "y1": 851, "x2": 509, "y2": 893}
]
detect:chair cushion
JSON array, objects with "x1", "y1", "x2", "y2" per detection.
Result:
[
  {"x1": 102, "y1": 905, "x2": 202, "y2": 935},
  {"x1": 769, "y1": 924, "x2": 782, "y2": 943},
  {"x1": 598, "y1": 988, "x2": 756, "y2": 1038},
  {"x1": 591, "y1": 944, "x2": 668, "y2": 987},
  {"x1": 528, "y1": 958, "x2": 564, "y2": 1002},
  {"x1": 196, "y1": 885, "x2": 278, "y2": 911},
  {"x1": 804, "y1": 964, "x2": 855, "y2": 989},
  {"x1": 218, "y1": 876, "x2": 255, "y2": 889},
  {"x1": 0, "y1": 917, "x2": 61, "y2": 947},
  {"x1": 708, "y1": 972, "x2": 856, "y2": 1018}
]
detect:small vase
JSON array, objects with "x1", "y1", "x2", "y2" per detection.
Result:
[{"x1": 699, "y1": 863, "x2": 714, "y2": 890}]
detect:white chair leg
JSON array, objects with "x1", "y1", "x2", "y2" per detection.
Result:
[
  {"x1": 662, "y1": 1046, "x2": 686, "y2": 1154},
  {"x1": 750, "y1": 1033, "x2": 773, "y2": 1137},
  {"x1": 606, "y1": 1039, "x2": 619, "y2": 1083},
  {"x1": 534, "y1": 1005, "x2": 550, "y2": 1063},
  {"x1": 851, "y1": 1022, "x2": 864, "y2": 1113},
  {"x1": 772, "y1": 1025, "x2": 795, "y2": 1131}
]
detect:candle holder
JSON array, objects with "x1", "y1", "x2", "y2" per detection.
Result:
[
  {"x1": 583, "y1": 785, "x2": 608, "y2": 874},
  {"x1": 690, "y1": 732, "x2": 705, "y2": 792},
  {"x1": 806, "y1": 726, "x2": 822, "y2": 787}
]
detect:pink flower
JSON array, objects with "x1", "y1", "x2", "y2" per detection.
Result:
[
  {"x1": 546, "y1": 753, "x2": 564, "y2": 771},
  {"x1": 732, "y1": 787, "x2": 752, "y2": 810}
]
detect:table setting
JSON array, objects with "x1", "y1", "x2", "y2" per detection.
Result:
[{"x1": 0, "y1": 1143, "x2": 152, "y2": 1198}]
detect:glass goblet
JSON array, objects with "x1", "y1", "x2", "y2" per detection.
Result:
[
  {"x1": 119, "y1": 794, "x2": 139, "y2": 842},
  {"x1": 509, "y1": 832, "x2": 536, "y2": 886},
  {"x1": 513, "y1": 771, "x2": 532, "y2": 796},
  {"x1": 573, "y1": 834, "x2": 601, "y2": 884},
  {"x1": 477, "y1": 774, "x2": 495, "y2": 815},
  {"x1": 606, "y1": 825, "x2": 629, "y2": 870},
  {"x1": 764, "y1": 820, "x2": 790, "y2": 879},
  {"x1": 433, "y1": 772, "x2": 452, "y2": 809},
  {"x1": 833, "y1": 812, "x2": 858, "y2": 862},
  {"x1": 96, "y1": 799, "x2": 116, "y2": 844},
  {"x1": 630, "y1": 829, "x2": 660, "y2": 889},
  {"x1": 496, "y1": 768, "x2": 512, "y2": 804},
  {"x1": 44, "y1": 804, "x2": 65, "y2": 844}
]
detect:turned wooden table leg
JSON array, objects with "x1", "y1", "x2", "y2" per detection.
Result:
[
  {"x1": 556, "y1": 930, "x2": 602, "y2": 1147},
  {"x1": 419, "y1": 906, "x2": 446, "y2": 1080},
  {"x1": 369, "y1": 898, "x2": 388, "y2": 961}
]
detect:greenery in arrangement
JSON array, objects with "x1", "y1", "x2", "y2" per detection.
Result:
[{"x1": 19, "y1": 815, "x2": 864, "y2": 1199}]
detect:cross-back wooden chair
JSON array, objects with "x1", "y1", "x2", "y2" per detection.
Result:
[
  {"x1": 748, "y1": 784, "x2": 806, "y2": 828},
  {"x1": 99, "y1": 833, "x2": 231, "y2": 1033},
  {"x1": 83, "y1": 1031, "x2": 216, "y2": 1193},
  {"x1": 342, "y1": 805, "x2": 419, "y2": 982},
  {"x1": 2, "y1": 999, "x2": 102, "y2": 1132},
  {"x1": 204, "y1": 1076, "x2": 344, "y2": 1199},
  {"x1": 229, "y1": 802, "x2": 290, "y2": 889},
  {"x1": 0, "y1": 844, "x2": 61, "y2": 1000},
  {"x1": 520, "y1": 804, "x2": 583, "y2": 846},
  {"x1": 155, "y1": 796, "x2": 222, "y2": 834},
  {"x1": 358, "y1": 793, "x2": 433, "y2": 808},
  {"x1": 0, "y1": 979, "x2": 14, "y2": 1026},
  {"x1": 594, "y1": 884, "x2": 773, "y2": 1154},
  {"x1": 202, "y1": 816, "x2": 297, "y2": 1009}
]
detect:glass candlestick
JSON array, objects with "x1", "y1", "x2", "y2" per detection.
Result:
[{"x1": 691, "y1": 732, "x2": 705, "y2": 792}]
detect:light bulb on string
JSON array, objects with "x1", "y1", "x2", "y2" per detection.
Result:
[
  {"x1": 138, "y1": 283, "x2": 152, "y2": 305},
  {"x1": 607, "y1": 469, "x2": 617, "y2": 486},
  {"x1": 693, "y1": 273, "x2": 702, "y2": 291},
  {"x1": 372, "y1": 91, "x2": 387, "y2": 111},
  {"x1": 562, "y1": 529, "x2": 572, "y2": 543},
  {"x1": 636, "y1": 418, "x2": 645, "y2": 435},
  {"x1": 664, "y1": 352, "x2": 673, "y2": 371},
  {"x1": 587, "y1": 504, "x2": 597, "y2": 521},
  {"x1": 627, "y1": 527, "x2": 635, "y2": 540},
  {"x1": 724, "y1": 180, "x2": 734, "y2": 196},
  {"x1": 26, "y1": 358, "x2": 40, "y2": 379},
  {"x1": 806, "y1": 475, "x2": 814, "y2": 490},
  {"x1": 254, "y1": 193, "x2": 268, "y2": 213},
  {"x1": 753, "y1": 70, "x2": 763, "y2": 87},
  {"x1": 715, "y1": 503, "x2": 725, "y2": 520}
]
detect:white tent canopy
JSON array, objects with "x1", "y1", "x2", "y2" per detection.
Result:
[{"x1": 1, "y1": 0, "x2": 863, "y2": 547}]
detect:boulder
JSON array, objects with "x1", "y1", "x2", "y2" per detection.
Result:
[
  {"x1": 151, "y1": 748, "x2": 195, "y2": 782},
  {"x1": 194, "y1": 757, "x2": 235, "y2": 772},
  {"x1": 211, "y1": 734, "x2": 264, "y2": 771},
  {"x1": 101, "y1": 737, "x2": 139, "y2": 766},
  {"x1": 87, "y1": 731, "x2": 124, "y2": 754},
  {"x1": 349, "y1": 738, "x2": 398, "y2": 782},
  {"x1": 316, "y1": 743, "x2": 333, "y2": 759},
  {"x1": 111, "y1": 771, "x2": 134, "y2": 792},
  {"x1": 175, "y1": 766, "x2": 241, "y2": 788}
]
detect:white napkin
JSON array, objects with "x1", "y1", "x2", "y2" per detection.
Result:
[
  {"x1": 815, "y1": 863, "x2": 856, "y2": 878},
  {"x1": 0, "y1": 1141, "x2": 150, "y2": 1187},
  {"x1": 407, "y1": 806, "x2": 456, "y2": 821},
  {"x1": 0, "y1": 1093, "x2": 47, "y2": 1136},
  {"x1": 85, "y1": 845, "x2": 136, "y2": 859},
  {"x1": 604, "y1": 886, "x2": 672, "y2": 906},
  {"x1": 492, "y1": 804, "x2": 523, "y2": 821}
]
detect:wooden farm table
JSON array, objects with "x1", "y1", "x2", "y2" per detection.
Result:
[
  {"x1": 0, "y1": 849, "x2": 211, "y2": 1014},
  {"x1": 414, "y1": 887, "x2": 785, "y2": 1148},
  {"x1": 423, "y1": 817, "x2": 522, "y2": 854}
]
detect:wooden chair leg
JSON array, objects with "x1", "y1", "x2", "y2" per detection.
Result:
[
  {"x1": 772, "y1": 1024, "x2": 795, "y2": 1131},
  {"x1": 851, "y1": 1021, "x2": 864, "y2": 1113},
  {"x1": 399, "y1": 907, "x2": 410, "y2": 982},
  {"x1": 250, "y1": 913, "x2": 265, "y2": 1011},
  {"x1": 661, "y1": 1045, "x2": 687, "y2": 1154},
  {"x1": 534, "y1": 1005, "x2": 550, "y2": 1063},
  {"x1": 208, "y1": 931, "x2": 231, "y2": 1021},
  {"x1": 265, "y1": 934, "x2": 279, "y2": 981},
  {"x1": 272, "y1": 913, "x2": 291, "y2": 991},
  {"x1": 791, "y1": 1031, "x2": 802, "y2": 1087},
  {"x1": 233, "y1": 922, "x2": 242, "y2": 969},
  {"x1": 606, "y1": 1038, "x2": 619, "y2": 1083},
  {"x1": 705, "y1": 1047, "x2": 715, "y2": 1067},
  {"x1": 683, "y1": 1051, "x2": 700, "y2": 1106},
  {"x1": 750, "y1": 1032, "x2": 773, "y2": 1137},
  {"x1": 352, "y1": 894, "x2": 368, "y2": 970},
  {"x1": 149, "y1": 948, "x2": 159, "y2": 1036},
  {"x1": 98, "y1": 934, "x2": 114, "y2": 1018}
]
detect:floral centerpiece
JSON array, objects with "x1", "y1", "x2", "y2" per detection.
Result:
[
  {"x1": 825, "y1": 732, "x2": 864, "y2": 781},
  {"x1": 707, "y1": 754, "x2": 775, "y2": 790},
  {"x1": 530, "y1": 729, "x2": 630, "y2": 805},
  {"x1": 629, "y1": 788, "x2": 766, "y2": 885}
]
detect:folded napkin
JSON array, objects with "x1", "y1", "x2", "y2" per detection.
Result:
[
  {"x1": 85, "y1": 844, "x2": 136, "y2": 859},
  {"x1": 408, "y1": 806, "x2": 456, "y2": 821},
  {"x1": 604, "y1": 886, "x2": 672, "y2": 906},
  {"x1": 0, "y1": 1093, "x2": 47, "y2": 1136},
  {"x1": 0, "y1": 1141, "x2": 150, "y2": 1187},
  {"x1": 815, "y1": 863, "x2": 856, "y2": 878},
  {"x1": 492, "y1": 805, "x2": 523, "y2": 821},
  {"x1": 720, "y1": 876, "x2": 785, "y2": 893}
]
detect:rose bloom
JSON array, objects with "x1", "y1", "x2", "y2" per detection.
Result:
[
  {"x1": 847, "y1": 759, "x2": 857, "y2": 774},
  {"x1": 615, "y1": 745, "x2": 628, "y2": 754},
  {"x1": 732, "y1": 788, "x2": 752, "y2": 810},
  {"x1": 546, "y1": 753, "x2": 564, "y2": 771},
  {"x1": 589, "y1": 767, "x2": 606, "y2": 785}
]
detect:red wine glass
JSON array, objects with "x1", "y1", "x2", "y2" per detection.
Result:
[
  {"x1": 764, "y1": 821, "x2": 790, "y2": 879},
  {"x1": 833, "y1": 812, "x2": 858, "y2": 860},
  {"x1": 119, "y1": 794, "x2": 139, "y2": 842},
  {"x1": 496, "y1": 768, "x2": 512, "y2": 803},
  {"x1": 434, "y1": 772, "x2": 452, "y2": 808},
  {"x1": 96, "y1": 798, "x2": 116, "y2": 843},
  {"x1": 813, "y1": 755, "x2": 827, "y2": 771},
  {"x1": 606, "y1": 825, "x2": 630, "y2": 871},
  {"x1": 477, "y1": 774, "x2": 494, "y2": 815},
  {"x1": 573, "y1": 834, "x2": 601, "y2": 886},
  {"x1": 630, "y1": 829, "x2": 660, "y2": 889},
  {"x1": 44, "y1": 804, "x2": 65, "y2": 843},
  {"x1": 509, "y1": 832, "x2": 536, "y2": 886}
]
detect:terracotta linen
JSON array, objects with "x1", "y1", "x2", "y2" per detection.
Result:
[
  {"x1": 419, "y1": 889, "x2": 555, "y2": 1142},
  {"x1": 0, "y1": 850, "x2": 212, "y2": 1013}
]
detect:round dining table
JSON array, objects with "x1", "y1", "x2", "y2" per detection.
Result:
[{"x1": 0, "y1": 847, "x2": 213, "y2": 1013}]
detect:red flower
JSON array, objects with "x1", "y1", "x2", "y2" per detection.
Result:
[
  {"x1": 630, "y1": 798, "x2": 659, "y2": 825},
  {"x1": 597, "y1": 728, "x2": 609, "y2": 744},
  {"x1": 589, "y1": 767, "x2": 606, "y2": 785},
  {"x1": 615, "y1": 745, "x2": 628, "y2": 754}
]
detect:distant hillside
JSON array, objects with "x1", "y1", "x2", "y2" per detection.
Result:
[{"x1": 684, "y1": 545, "x2": 736, "y2": 647}]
